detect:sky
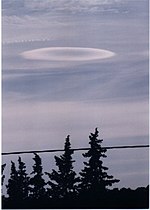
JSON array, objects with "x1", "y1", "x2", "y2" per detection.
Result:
[{"x1": 2, "y1": 0, "x2": 149, "y2": 190}]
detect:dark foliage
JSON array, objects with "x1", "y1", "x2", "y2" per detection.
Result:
[
  {"x1": 2, "y1": 186, "x2": 149, "y2": 209},
  {"x1": 29, "y1": 153, "x2": 46, "y2": 199},
  {"x1": 2, "y1": 163, "x2": 6, "y2": 186},
  {"x1": 79, "y1": 128, "x2": 119, "y2": 195},
  {"x1": 2, "y1": 129, "x2": 149, "y2": 209},
  {"x1": 45, "y1": 135, "x2": 80, "y2": 199},
  {"x1": 17, "y1": 156, "x2": 30, "y2": 200},
  {"x1": 6, "y1": 161, "x2": 19, "y2": 201},
  {"x1": 5, "y1": 158, "x2": 30, "y2": 202}
]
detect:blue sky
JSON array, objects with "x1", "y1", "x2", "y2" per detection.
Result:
[{"x1": 2, "y1": 0, "x2": 149, "y2": 189}]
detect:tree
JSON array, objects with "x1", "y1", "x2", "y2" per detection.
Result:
[
  {"x1": 6, "y1": 161, "x2": 19, "y2": 201},
  {"x1": 6, "y1": 158, "x2": 30, "y2": 202},
  {"x1": 2, "y1": 163, "x2": 6, "y2": 187},
  {"x1": 2, "y1": 163, "x2": 6, "y2": 201},
  {"x1": 46, "y1": 135, "x2": 80, "y2": 199},
  {"x1": 17, "y1": 156, "x2": 30, "y2": 200},
  {"x1": 30, "y1": 153, "x2": 46, "y2": 200},
  {"x1": 79, "y1": 128, "x2": 119, "y2": 194}
]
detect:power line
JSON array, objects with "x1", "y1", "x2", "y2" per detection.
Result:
[{"x1": 2, "y1": 144, "x2": 149, "y2": 156}]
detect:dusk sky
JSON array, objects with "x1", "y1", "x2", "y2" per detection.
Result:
[{"x1": 2, "y1": 0, "x2": 149, "y2": 189}]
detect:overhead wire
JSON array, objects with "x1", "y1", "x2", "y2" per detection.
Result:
[{"x1": 2, "y1": 144, "x2": 149, "y2": 156}]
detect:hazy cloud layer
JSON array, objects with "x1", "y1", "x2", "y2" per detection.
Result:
[
  {"x1": 2, "y1": 0, "x2": 148, "y2": 17},
  {"x1": 1, "y1": 0, "x2": 130, "y2": 16},
  {"x1": 3, "y1": 100, "x2": 148, "y2": 151}
]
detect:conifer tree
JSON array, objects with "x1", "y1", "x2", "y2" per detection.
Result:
[
  {"x1": 2, "y1": 163, "x2": 6, "y2": 201},
  {"x1": 6, "y1": 158, "x2": 30, "y2": 201},
  {"x1": 2, "y1": 163, "x2": 6, "y2": 186},
  {"x1": 46, "y1": 135, "x2": 80, "y2": 199},
  {"x1": 6, "y1": 161, "x2": 19, "y2": 201},
  {"x1": 17, "y1": 156, "x2": 30, "y2": 200},
  {"x1": 30, "y1": 153, "x2": 46, "y2": 199},
  {"x1": 79, "y1": 128, "x2": 119, "y2": 194}
]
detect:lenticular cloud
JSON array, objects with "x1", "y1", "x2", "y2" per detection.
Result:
[{"x1": 21, "y1": 47, "x2": 115, "y2": 62}]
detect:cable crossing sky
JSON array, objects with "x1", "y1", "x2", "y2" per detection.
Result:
[{"x1": 2, "y1": 144, "x2": 149, "y2": 156}]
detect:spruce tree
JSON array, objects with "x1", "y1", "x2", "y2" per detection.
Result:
[
  {"x1": 79, "y1": 128, "x2": 119, "y2": 194},
  {"x1": 2, "y1": 163, "x2": 6, "y2": 186},
  {"x1": 46, "y1": 135, "x2": 79, "y2": 199},
  {"x1": 6, "y1": 161, "x2": 19, "y2": 201},
  {"x1": 17, "y1": 156, "x2": 30, "y2": 200},
  {"x1": 30, "y1": 153, "x2": 46, "y2": 200},
  {"x1": 6, "y1": 158, "x2": 30, "y2": 202},
  {"x1": 2, "y1": 163, "x2": 6, "y2": 201}
]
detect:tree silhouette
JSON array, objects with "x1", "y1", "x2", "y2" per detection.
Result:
[
  {"x1": 2, "y1": 163, "x2": 6, "y2": 202},
  {"x1": 6, "y1": 161, "x2": 19, "y2": 201},
  {"x1": 6, "y1": 158, "x2": 29, "y2": 202},
  {"x1": 79, "y1": 128, "x2": 119, "y2": 194},
  {"x1": 1, "y1": 129, "x2": 149, "y2": 209},
  {"x1": 17, "y1": 156, "x2": 30, "y2": 200},
  {"x1": 30, "y1": 153, "x2": 46, "y2": 200},
  {"x1": 2, "y1": 163, "x2": 6, "y2": 187},
  {"x1": 46, "y1": 135, "x2": 80, "y2": 199}
]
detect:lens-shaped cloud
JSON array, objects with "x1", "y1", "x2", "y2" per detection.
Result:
[{"x1": 21, "y1": 47, "x2": 116, "y2": 62}]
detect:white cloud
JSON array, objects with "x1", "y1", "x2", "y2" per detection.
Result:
[{"x1": 21, "y1": 47, "x2": 115, "y2": 61}]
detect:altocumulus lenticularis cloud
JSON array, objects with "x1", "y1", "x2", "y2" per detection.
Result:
[{"x1": 21, "y1": 47, "x2": 116, "y2": 62}]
